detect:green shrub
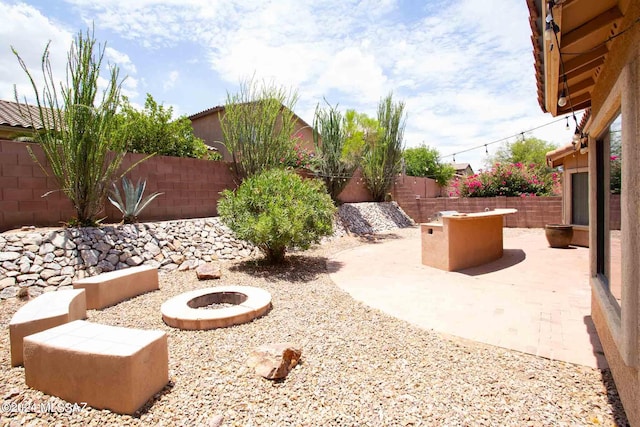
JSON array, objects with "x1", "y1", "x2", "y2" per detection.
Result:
[
  {"x1": 113, "y1": 94, "x2": 209, "y2": 159},
  {"x1": 217, "y1": 169, "x2": 336, "y2": 263},
  {"x1": 403, "y1": 144, "x2": 455, "y2": 186}
]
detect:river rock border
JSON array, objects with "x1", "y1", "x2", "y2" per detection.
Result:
[
  {"x1": 0, "y1": 218, "x2": 258, "y2": 300},
  {"x1": 0, "y1": 202, "x2": 414, "y2": 300}
]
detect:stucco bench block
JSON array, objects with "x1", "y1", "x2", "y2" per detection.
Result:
[
  {"x1": 23, "y1": 320, "x2": 168, "y2": 415},
  {"x1": 9, "y1": 289, "x2": 87, "y2": 367},
  {"x1": 73, "y1": 265, "x2": 159, "y2": 309}
]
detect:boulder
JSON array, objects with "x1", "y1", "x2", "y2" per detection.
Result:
[
  {"x1": 246, "y1": 343, "x2": 302, "y2": 380},
  {"x1": 195, "y1": 263, "x2": 222, "y2": 280}
]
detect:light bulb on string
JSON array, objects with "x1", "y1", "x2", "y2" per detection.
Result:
[
  {"x1": 572, "y1": 128, "x2": 581, "y2": 149},
  {"x1": 565, "y1": 116, "x2": 570, "y2": 130},
  {"x1": 558, "y1": 90, "x2": 567, "y2": 107},
  {"x1": 485, "y1": 144, "x2": 488, "y2": 155}
]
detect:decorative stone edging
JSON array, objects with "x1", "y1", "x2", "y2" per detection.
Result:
[{"x1": 0, "y1": 218, "x2": 258, "y2": 300}]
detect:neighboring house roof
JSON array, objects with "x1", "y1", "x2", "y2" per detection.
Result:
[
  {"x1": 188, "y1": 105, "x2": 225, "y2": 121},
  {"x1": 188, "y1": 102, "x2": 313, "y2": 130},
  {"x1": 526, "y1": 0, "x2": 629, "y2": 116},
  {"x1": 546, "y1": 108, "x2": 592, "y2": 167},
  {"x1": 451, "y1": 163, "x2": 474, "y2": 175},
  {"x1": 0, "y1": 99, "x2": 46, "y2": 131}
]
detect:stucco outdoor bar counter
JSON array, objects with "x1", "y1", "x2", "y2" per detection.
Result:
[{"x1": 420, "y1": 209, "x2": 517, "y2": 271}]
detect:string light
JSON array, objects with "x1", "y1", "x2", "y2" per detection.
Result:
[
  {"x1": 565, "y1": 116, "x2": 569, "y2": 130},
  {"x1": 485, "y1": 144, "x2": 488, "y2": 154},
  {"x1": 549, "y1": 1, "x2": 586, "y2": 149},
  {"x1": 441, "y1": 115, "x2": 573, "y2": 160}
]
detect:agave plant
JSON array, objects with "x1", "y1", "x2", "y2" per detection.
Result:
[{"x1": 108, "y1": 177, "x2": 163, "y2": 223}]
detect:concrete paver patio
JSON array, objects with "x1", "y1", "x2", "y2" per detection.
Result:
[{"x1": 328, "y1": 227, "x2": 607, "y2": 369}]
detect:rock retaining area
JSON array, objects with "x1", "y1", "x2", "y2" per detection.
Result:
[
  {"x1": 0, "y1": 218, "x2": 258, "y2": 300},
  {"x1": 0, "y1": 202, "x2": 414, "y2": 300}
]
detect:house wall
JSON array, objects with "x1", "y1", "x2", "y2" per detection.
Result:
[
  {"x1": 587, "y1": 6, "x2": 640, "y2": 425},
  {"x1": 0, "y1": 139, "x2": 237, "y2": 231},
  {"x1": 189, "y1": 110, "x2": 315, "y2": 162},
  {"x1": 190, "y1": 111, "x2": 229, "y2": 160}
]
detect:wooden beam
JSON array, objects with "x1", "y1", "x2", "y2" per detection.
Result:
[
  {"x1": 564, "y1": 57, "x2": 605, "y2": 81},
  {"x1": 557, "y1": 93, "x2": 592, "y2": 115},
  {"x1": 561, "y1": 76, "x2": 596, "y2": 96},
  {"x1": 562, "y1": 7, "x2": 623, "y2": 50},
  {"x1": 563, "y1": 44, "x2": 608, "y2": 74},
  {"x1": 544, "y1": 1, "x2": 563, "y2": 115}
]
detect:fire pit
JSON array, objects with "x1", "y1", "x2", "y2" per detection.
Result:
[{"x1": 161, "y1": 286, "x2": 271, "y2": 330}]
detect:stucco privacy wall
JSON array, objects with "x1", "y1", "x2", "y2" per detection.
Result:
[{"x1": 0, "y1": 140, "x2": 237, "y2": 231}]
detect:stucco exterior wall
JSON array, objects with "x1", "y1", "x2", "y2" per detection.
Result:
[
  {"x1": 189, "y1": 109, "x2": 315, "y2": 162},
  {"x1": 587, "y1": 6, "x2": 640, "y2": 425}
]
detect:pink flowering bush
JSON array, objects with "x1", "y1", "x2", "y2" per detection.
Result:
[
  {"x1": 279, "y1": 133, "x2": 320, "y2": 170},
  {"x1": 450, "y1": 163, "x2": 560, "y2": 198}
]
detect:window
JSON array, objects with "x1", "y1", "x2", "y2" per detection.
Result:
[{"x1": 571, "y1": 172, "x2": 589, "y2": 225}]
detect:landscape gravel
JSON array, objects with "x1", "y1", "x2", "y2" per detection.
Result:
[{"x1": 0, "y1": 203, "x2": 628, "y2": 426}]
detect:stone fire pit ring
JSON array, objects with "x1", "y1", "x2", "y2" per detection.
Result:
[{"x1": 161, "y1": 286, "x2": 272, "y2": 330}]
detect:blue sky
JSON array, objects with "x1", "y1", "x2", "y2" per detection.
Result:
[{"x1": 0, "y1": 0, "x2": 582, "y2": 171}]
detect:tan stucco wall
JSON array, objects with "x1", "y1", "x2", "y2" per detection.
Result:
[
  {"x1": 190, "y1": 111, "x2": 230, "y2": 160},
  {"x1": 588, "y1": 12, "x2": 640, "y2": 426},
  {"x1": 592, "y1": 290, "x2": 639, "y2": 426}
]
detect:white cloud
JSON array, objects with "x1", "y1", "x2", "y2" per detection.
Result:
[
  {"x1": 163, "y1": 70, "x2": 179, "y2": 90},
  {"x1": 0, "y1": 3, "x2": 72, "y2": 102},
  {"x1": 1, "y1": 0, "x2": 566, "y2": 170},
  {"x1": 105, "y1": 46, "x2": 137, "y2": 73}
]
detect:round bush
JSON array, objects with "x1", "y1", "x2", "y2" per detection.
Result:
[{"x1": 217, "y1": 169, "x2": 336, "y2": 263}]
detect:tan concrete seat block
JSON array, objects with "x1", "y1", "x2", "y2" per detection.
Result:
[
  {"x1": 9, "y1": 289, "x2": 87, "y2": 367},
  {"x1": 23, "y1": 320, "x2": 168, "y2": 415},
  {"x1": 73, "y1": 265, "x2": 159, "y2": 309}
]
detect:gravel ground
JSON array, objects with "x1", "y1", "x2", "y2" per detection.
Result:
[{"x1": 0, "y1": 229, "x2": 629, "y2": 426}]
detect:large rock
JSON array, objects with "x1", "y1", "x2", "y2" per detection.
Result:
[
  {"x1": 0, "y1": 277, "x2": 16, "y2": 290},
  {"x1": 0, "y1": 252, "x2": 20, "y2": 262},
  {"x1": 48, "y1": 231, "x2": 76, "y2": 250},
  {"x1": 195, "y1": 263, "x2": 221, "y2": 280},
  {"x1": 246, "y1": 343, "x2": 302, "y2": 380}
]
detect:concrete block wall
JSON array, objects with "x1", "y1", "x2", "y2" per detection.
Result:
[
  {"x1": 1, "y1": 140, "x2": 621, "y2": 231},
  {"x1": 0, "y1": 140, "x2": 237, "y2": 231}
]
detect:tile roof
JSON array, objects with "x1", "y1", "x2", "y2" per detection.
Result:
[
  {"x1": 0, "y1": 99, "x2": 46, "y2": 130},
  {"x1": 188, "y1": 102, "x2": 312, "y2": 129}
]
